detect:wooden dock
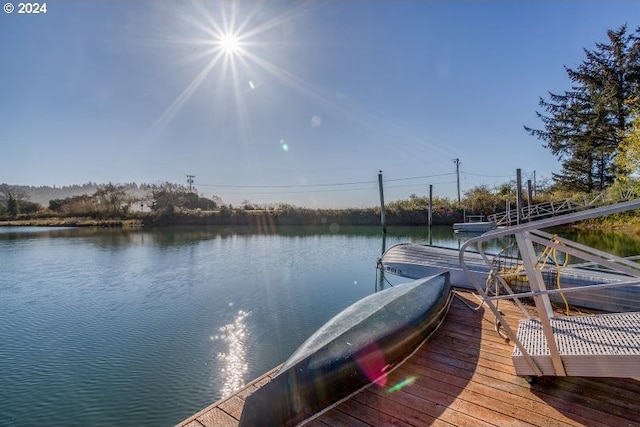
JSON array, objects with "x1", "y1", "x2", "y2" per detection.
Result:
[{"x1": 177, "y1": 290, "x2": 640, "y2": 427}]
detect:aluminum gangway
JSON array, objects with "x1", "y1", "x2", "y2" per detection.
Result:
[
  {"x1": 460, "y1": 199, "x2": 640, "y2": 378},
  {"x1": 486, "y1": 191, "x2": 634, "y2": 226}
]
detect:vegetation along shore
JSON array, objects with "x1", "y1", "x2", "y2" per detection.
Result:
[{"x1": 1, "y1": 180, "x2": 639, "y2": 232}]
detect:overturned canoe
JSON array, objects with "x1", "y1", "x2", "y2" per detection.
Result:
[{"x1": 238, "y1": 272, "x2": 452, "y2": 427}]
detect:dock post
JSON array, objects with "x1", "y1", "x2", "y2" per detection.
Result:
[
  {"x1": 377, "y1": 232, "x2": 387, "y2": 292},
  {"x1": 378, "y1": 171, "x2": 386, "y2": 234},
  {"x1": 428, "y1": 184, "x2": 433, "y2": 228},
  {"x1": 454, "y1": 158, "x2": 461, "y2": 207},
  {"x1": 527, "y1": 179, "x2": 533, "y2": 220},
  {"x1": 428, "y1": 184, "x2": 433, "y2": 246},
  {"x1": 516, "y1": 169, "x2": 522, "y2": 225}
]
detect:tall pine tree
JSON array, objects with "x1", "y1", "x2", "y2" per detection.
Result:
[{"x1": 525, "y1": 25, "x2": 640, "y2": 193}]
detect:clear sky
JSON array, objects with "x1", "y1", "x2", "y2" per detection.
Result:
[{"x1": 2, "y1": 1, "x2": 640, "y2": 208}]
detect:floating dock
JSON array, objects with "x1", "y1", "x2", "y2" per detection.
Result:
[
  {"x1": 452, "y1": 221, "x2": 497, "y2": 233},
  {"x1": 176, "y1": 290, "x2": 640, "y2": 427}
]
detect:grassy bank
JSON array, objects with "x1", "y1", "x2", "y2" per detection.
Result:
[
  {"x1": 2, "y1": 205, "x2": 639, "y2": 233},
  {"x1": 0, "y1": 207, "x2": 460, "y2": 228},
  {"x1": 575, "y1": 211, "x2": 640, "y2": 233},
  {"x1": 141, "y1": 206, "x2": 462, "y2": 228},
  {"x1": 0, "y1": 217, "x2": 143, "y2": 228}
]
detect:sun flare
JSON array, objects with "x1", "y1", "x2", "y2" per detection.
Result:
[
  {"x1": 218, "y1": 32, "x2": 241, "y2": 55},
  {"x1": 145, "y1": 2, "x2": 323, "y2": 142}
]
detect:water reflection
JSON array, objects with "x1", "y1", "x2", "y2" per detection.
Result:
[
  {"x1": 214, "y1": 310, "x2": 250, "y2": 397},
  {"x1": 557, "y1": 228, "x2": 640, "y2": 257}
]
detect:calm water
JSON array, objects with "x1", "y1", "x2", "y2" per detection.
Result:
[{"x1": 2, "y1": 225, "x2": 640, "y2": 427}]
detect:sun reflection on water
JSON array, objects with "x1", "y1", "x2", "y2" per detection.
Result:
[{"x1": 213, "y1": 310, "x2": 250, "y2": 397}]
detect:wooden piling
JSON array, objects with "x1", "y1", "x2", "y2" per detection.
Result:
[
  {"x1": 428, "y1": 184, "x2": 433, "y2": 245},
  {"x1": 428, "y1": 184, "x2": 433, "y2": 228},
  {"x1": 378, "y1": 171, "x2": 386, "y2": 234},
  {"x1": 516, "y1": 168, "x2": 522, "y2": 225}
]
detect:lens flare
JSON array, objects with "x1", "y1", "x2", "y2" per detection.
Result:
[
  {"x1": 355, "y1": 343, "x2": 389, "y2": 386},
  {"x1": 387, "y1": 376, "x2": 416, "y2": 393}
]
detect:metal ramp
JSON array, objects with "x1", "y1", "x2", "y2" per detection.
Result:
[
  {"x1": 513, "y1": 312, "x2": 640, "y2": 377},
  {"x1": 459, "y1": 199, "x2": 640, "y2": 378},
  {"x1": 486, "y1": 192, "x2": 633, "y2": 226}
]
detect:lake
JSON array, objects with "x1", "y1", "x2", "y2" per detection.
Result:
[{"x1": 1, "y1": 225, "x2": 639, "y2": 426}]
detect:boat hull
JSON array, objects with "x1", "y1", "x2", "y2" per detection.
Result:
[
  {"x1": 238, "y1": 272, "x2": 452, "y2": 427},
  {"x1": 453, "y1": 221, "x2": 497, "y2": 233},
  {"x1": 379, "y1": 243, "x2": 640, "y2": 312}
]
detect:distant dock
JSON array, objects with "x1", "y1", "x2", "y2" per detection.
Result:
[
  {"x1": 452, "y1": 214, "x2": 497, "y2": 233},
  {"x1": 452, "y1": 221, "x2": 497, "y2": 233}
]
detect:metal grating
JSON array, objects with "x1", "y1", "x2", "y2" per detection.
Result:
[{"x1": 512, "y1": 312, "x2": 640, "y2": 377}]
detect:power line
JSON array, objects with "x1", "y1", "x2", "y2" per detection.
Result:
[
  {"x1": 216, "y1": 186, "x2": 379, "y2": 195},
  {"x1": 189, "y1": 169, "x2": 510, "y2": 198},
  {"x1": 197, "y1": 179, "x2": 376, "y2": 189},
  {"x1": 196, "y1": 172, "x2": 456, "y2": 189},
  {"x1": 386, "y1": 180, "x2": 457, "y2": 189},
  {"x1": 460, "y1": 171, "x2": 514, "y2": 178},
  {"x1": 385, "y1": 172, "x2": 456, "y2": 182},
  {"x1": 210, "y1": 180, "x2": 458, "y2": 196}
]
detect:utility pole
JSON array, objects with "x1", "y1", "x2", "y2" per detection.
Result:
[
  {"x1": 453, "y1": 158, "x2": 461, "y2": 207},
  {"x1": 186, "y1": 175, "x2": 195, "y2": 193}
]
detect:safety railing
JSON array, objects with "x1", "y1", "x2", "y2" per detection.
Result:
[
  {"x1": 486, "y1": 191, "x2": 631, "y2": 226},
  {"x1": 459, "y1": 198, "x2": 640, "y2": 377}
]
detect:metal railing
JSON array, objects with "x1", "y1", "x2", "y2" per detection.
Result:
[
  {"x1": 459, "y1": 198, "x2": 640, "y2": 377},
  {"x1": 486, "y1": 191, "x2": 633, "y2": 226}
]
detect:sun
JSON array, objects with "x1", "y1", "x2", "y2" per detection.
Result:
[
  {"x1": 218, "y1": 32, "x2": 241, "y2": 55},
  {"x1": 144, "y1": 1, "x2": 323, "y2": 141}
]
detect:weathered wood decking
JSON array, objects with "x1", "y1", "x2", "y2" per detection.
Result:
[{"x1": 177, "y1": 290, "x2": 640, "y2": 427}]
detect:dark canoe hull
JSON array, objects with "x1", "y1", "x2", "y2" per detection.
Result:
[{"x1": 239, "y1": 272, "x2": 452, "y2": 427}]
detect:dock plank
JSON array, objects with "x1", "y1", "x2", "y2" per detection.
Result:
[
  {"x1": 304, "y1": 408, "x2": 371, "y2": 427},
  {"x1": 176, "y1": 289, "x2": 640, "y2": 427}
]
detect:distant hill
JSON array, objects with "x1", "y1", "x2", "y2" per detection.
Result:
[{"x1": 2, "y1": 183, "x2": 151, "y2": 207}]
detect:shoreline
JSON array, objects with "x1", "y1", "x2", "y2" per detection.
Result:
[
  {"x1": 2, "y1": 214, "x2": 640, "y2": 233},
  {"x1": 0, "y1": 217, "x2": 143, "y2": 228}
]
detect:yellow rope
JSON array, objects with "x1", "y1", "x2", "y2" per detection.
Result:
[
  {"x1": 495, "y1": 235, "x2": 574, "y2": 315},
  {"x1": 532, "y1": 235, "x2": 573, "y2": 315}
]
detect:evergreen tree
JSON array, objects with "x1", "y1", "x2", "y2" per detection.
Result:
[
  {"x1": 525, "y1": 25, "x2": 640, "y2": 192},
  {"x1": 616, "y1": 98, "x2": 640, "y2": 193},
  {"x1": 7, "y1": 193, "x2": 19, "y2": 218}
]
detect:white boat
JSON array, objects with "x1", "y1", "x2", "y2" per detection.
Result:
[
  {"x1": 452, "y1": 214, "x2": 497, "y2": 233},
  {"x1": 380, "y1": 201, "x2": 640, "y2": 313},
  {"x1": 452, "y1": 221, "x2": 497, "y2": 233}
]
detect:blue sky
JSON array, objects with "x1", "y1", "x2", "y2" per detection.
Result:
[{"x1": 2, "y1": 1, "x2": 640, "y2": 208}]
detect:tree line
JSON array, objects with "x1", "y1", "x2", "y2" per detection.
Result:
[{"x1": 0, "y1": 182, "x2": 220, "y2": 219}]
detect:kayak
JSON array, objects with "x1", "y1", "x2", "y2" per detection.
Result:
[{"x1": 239, "y1": 272, "x2": 452, "y2": 426}]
